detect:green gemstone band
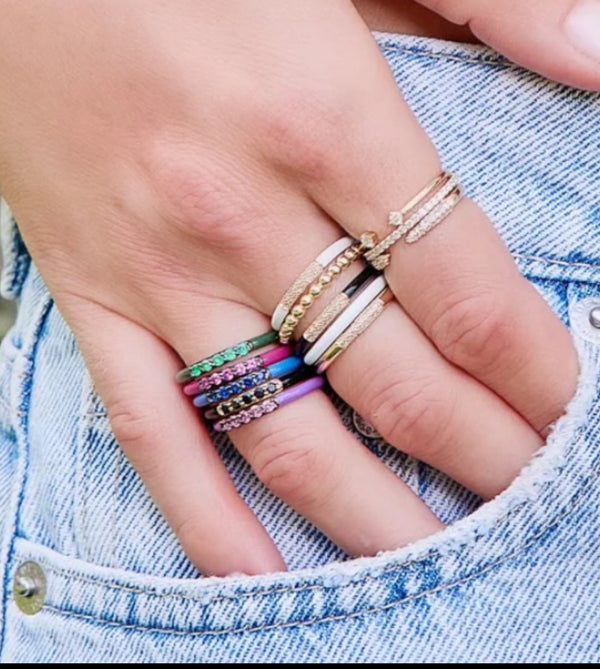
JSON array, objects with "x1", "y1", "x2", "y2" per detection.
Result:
[{"x1": 176, "y1": 330, "x2": 279, "y2": 382}]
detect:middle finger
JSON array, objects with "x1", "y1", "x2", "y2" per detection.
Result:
[
  {"x1": 173, "y1": 304, "x2": 443, "y2": 559},
  {"x1": 294, "y1": 21, "x2": 577, "y2": 434}
]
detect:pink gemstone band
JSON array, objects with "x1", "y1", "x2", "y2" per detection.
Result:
[
  {"x1": 183, "y1": 345, "x2": 292, "y2": 396},
  {"x1": 212, "y1": 398, "x2": 280, "y2": 432}
]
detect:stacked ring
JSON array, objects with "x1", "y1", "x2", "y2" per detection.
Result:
[
  {"x1": 272, "y1": 234, "x2": 379, "y2": 345},
  {"x1": 176, "y1": 330, "x2": 279, "y2": 383},
  {"x1": 364, "y1": 171, "x2": 463, "y2": 270},
  {"x1": 213, "y1": 377, "x2": 325, "y2": 433},
  {"x1": 317, "y1": 288, "x2": 393, "y2": 373},
  {"x1": 271, "y1": 238, "x2": 355, "y2": 331},
  {"x1": 182, "y1": 344, "x2": 292, "y2": 396},
  {"x1": 181, "y1": 332, "x2": 322, "y2": 433},
  {"x1": 304, "y1": 275, "x2": 388, "y2": 366},
  {"x1": 278, "y1": 244, "x2": 362, "y2": 344},
  {"x1": 180, "y1": 170, "x2": 465, "y2": 435},
  {"x1": 192, "y1": 355, "x2": 302, "y2": 407},
  {"x1": 297, "y1": 265, "x2": 377, "y2": 355},
  {"x1": 205, "y1": 366, "x2": 314, "y2": 419}
]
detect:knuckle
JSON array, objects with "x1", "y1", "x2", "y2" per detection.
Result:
[
  {"x1": 430, "y1": 291, "x2": 517, "y2": 373},
  {"x1": 110, "y1": 408, "x2": 150, "y2": 450},
  {"x1": 249, "y1": 420, "x2": 333, "y2": 505},
  {"x1": 364, "y1": 364, "x2": 452, "y2": 459},
  {"x1": 108, "y1": 398, "x2": 158, "y2": 461},
  {"x1": 144, "y1": 136, "x2": 267, "y2": 246},
  {"x1": 107, "y1": 398, "x2": 171, "y2": 481},
  {"x1": 257, "y1": 91, "x2": 347, "y2": 180}
]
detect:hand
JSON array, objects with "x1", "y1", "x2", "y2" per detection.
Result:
[
  {"x1": 362, "y1": 0, "x2": 600, "y2": 90},
  {"x1": 0, "y1": 0, "x2": 578, "y2": 575}
]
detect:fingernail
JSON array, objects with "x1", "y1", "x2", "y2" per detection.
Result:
[{"x1": 565, "y1": 0, "x2": 600, "y2": 62}]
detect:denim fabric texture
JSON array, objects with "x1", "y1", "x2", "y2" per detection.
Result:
[{"x1": 1, "y1": 32, "x2": 600, "y2": 661}]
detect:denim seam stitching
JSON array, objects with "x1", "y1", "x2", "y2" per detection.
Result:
[
  {"x1": 3, "y1": 217, "x2": 31, "y2": 299},
  {"x1": 0, "y1": 394, "x2": 25, "y2": 416},
  {"x1": 514, "y1": 253, "x2": 600, "y2": 272},
  {"x1": 379, "y1": 43, "x2": 510, "y2": 68},
  {"x1": 35, "y1": 466, "x2": 594, "y2": 637},
  {"x1": 14, "y1": 419, "x2": 589, "y2": 607},
  {"x1": 6, "y1": 218, "x2": 22, "y2": 296},
  {"x1": 109, "y1": 450, "x2": 123, "y2": 567},
  {"x1": 6, "y1": 221, "x2": 18, "y2": 294},
  {"x1": 80, "y1": 391, "x2": 92, "y2": 561},
  {"x1": 0, "y1": 294, "x2": 54, "y2": 650},
  {"x1": 13, "y1": 496, "x2": 532, "y2": 603}
]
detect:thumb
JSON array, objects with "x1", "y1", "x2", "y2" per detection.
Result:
[{"x1": 416, "y1": 0, "x2": 600, "y2": 90}]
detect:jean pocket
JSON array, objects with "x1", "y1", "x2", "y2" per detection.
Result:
[{"x1": 4, "y1": 272, "x2": 600, "y2": 662}]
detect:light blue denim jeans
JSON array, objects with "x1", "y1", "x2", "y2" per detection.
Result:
[{"x1": 1, "y1": 32, "x2": 600, "y2": 662}]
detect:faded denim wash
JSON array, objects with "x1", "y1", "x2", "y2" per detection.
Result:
[{"x1": 1, "y1": 32, "x2": 600, "y2": 662}]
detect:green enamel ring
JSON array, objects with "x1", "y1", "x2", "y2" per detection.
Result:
[{"x1": 176, "y1": 330, "x2": 279, "y2": 383}]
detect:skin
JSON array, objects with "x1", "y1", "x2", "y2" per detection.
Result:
[
  {"x1": 0, "y1": 0, "x2": 591, "y2": 576},
  {"x1": 354, "y1": 0, "x2": 479, "y2": 40}
]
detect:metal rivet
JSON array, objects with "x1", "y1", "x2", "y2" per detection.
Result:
[
  {"x1": 590, "y1": 307, "x2": 600, "y2": 329},
  {"x1": 352, "y1": 410, "x2": 383, "y2": 441},
  {"x1": 13, "y1": 561, "x2": 46, "y2": 615}
]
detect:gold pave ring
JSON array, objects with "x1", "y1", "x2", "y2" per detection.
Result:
[
  {"x1": 316, "y1": 288, "x2": 393, "y2": 373},
  {"x1": 271, "y1": 238, "x2": 355, "y2": 333},
  {"x1": 278, "y1": 245, "x2": 361, "y2": 344},
  {"x1": 272, "y1": 233, "x2": 379, "y2": 344},
  {"x1": 364, "y1": 171, "x2": 463, "y2": 270}
]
